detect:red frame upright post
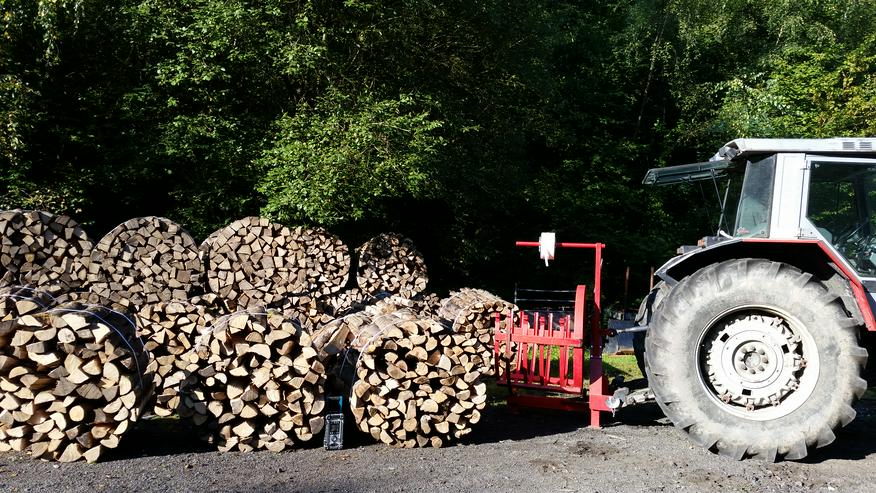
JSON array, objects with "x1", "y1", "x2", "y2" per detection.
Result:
[{"x1": 512, "y1": 240, "x2": 610, "y2": 428}]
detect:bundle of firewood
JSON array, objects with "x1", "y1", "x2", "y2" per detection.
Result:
[
  {"x1": 0, "y1": 210, "x2": 93, "y2": 293},
  {"x1": 87, "y1": 217, "x2": 202, "y2": 307},
  {"x1": 356, "y1": 233, "x2": 428, "y2": 298},
  {"x1": 347, "y1": 309, "x2": 487, "y2": 447},
  {"x1": 438, "y1": 288, "x2": 518, "y2": 376},
  {"x1": 205, "y1": 217, "x2": 351, "y2": 310},
  {"x1": 178, "y1": 309, "x2": 326, "y2": 452},
  {"x1": 0, "y1": 303, "x2": 156, "y2": 462},
  {"x1": 134, "y1": 295, "x2": 228, "y2": 416}
]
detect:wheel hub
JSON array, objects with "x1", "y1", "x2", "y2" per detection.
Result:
[{"x1": 704, "y1": 314, "x2": 804, "y2": 411}]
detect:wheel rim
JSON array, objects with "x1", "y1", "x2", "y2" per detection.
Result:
[{"x1": 697, "y1": 308, "x2": 819, "y2": 421}]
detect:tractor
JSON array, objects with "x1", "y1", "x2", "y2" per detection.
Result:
[{"x1": 636, "y1": 138, "x2": 876, "y2": 461}]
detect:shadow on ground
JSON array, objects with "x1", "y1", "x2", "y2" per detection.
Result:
[
  {"x1": 108, "y1": 389, "x2": 876, "y2": 463},
  {"x1": 802, "y1": 397, "x2": 876, "y2": 463}
]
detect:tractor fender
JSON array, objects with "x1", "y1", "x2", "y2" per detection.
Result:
[{"x1": 654, "y1": 238, "x2": 876, "y2": 332}]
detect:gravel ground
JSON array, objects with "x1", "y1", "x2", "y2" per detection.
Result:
[{"x1": 2, "y1": 397, "x2": 876, "y2": 492}]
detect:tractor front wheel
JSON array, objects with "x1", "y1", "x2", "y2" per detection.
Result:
[{"x1": 645, "y1": 259, "x2": 867, "y2": 461}]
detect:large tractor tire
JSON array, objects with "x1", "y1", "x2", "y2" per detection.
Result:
[{"x1": 645, "y1": 258, "x2": 868, "y2": 461}]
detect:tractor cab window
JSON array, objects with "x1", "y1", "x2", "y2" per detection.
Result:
[
  {"x1": 734, "y1": 156, "x2": 775, "y2": 238},
  {"x1": 807, "y1": 161, "x2": 876, "y2": 277}
]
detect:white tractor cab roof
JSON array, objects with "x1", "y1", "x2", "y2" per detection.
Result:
[
  {"x1": 715, "y1": 137, "x2": 876, "y2": 160},
  {"x1": 644, "y1": 138, "x2": 876, "y2": 186}
]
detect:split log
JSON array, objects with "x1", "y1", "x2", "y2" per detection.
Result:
[
  {"x1": 0, "y1": 209, "x2": 92, "y2": 293},
  {"x1": 134, "y1": 295, "x2": 228, "y2": 416},
  {"x1": 87, "y1": 216, "x2": 202, "y2": 308},
  {"x1": 438, "y1": 288, "x2": 518, "y2": 376},
  {"x1": 0, "y1": 286, "x2": 56, "y2": 323},
  {"x1": 204, "y1": 218, "x2": 351, "y2": 310},
  {"x1": 178, "y1": 309, "x2": 326, "y2": 452},
  {"x1": 0, "y1": 302, "x2": 156, "y2": 462},
  {"x1": 356, "y1": 233, "x2": 428, "y2": 298},
  {"x1": 347, "y1": 311, "x2": 487, "y2": 447}
]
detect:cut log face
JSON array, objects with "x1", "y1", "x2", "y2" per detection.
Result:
[
  {"x1": 203, "y1": 218, "x2": 351, "y2": 311},
  {"x1": 134, "y1": 294, "x2": 228, "y2": 416},
  {"x1": 347, "y1": 314, "x2": 487, "y2": 448},
  {"x1": 0, "y1": 302, "x2": 156, "y2": 463},
  {"x1": 356, "y1": 233, "x2": 428, "y2": 299},
  {"x1": 179, "y1": 309, "x2": 326, "y2": 452},
  {"x1": 438, "y1": 288, "x2": 518, "y2": 376},
  {"x1": 87, "y1": 217, "x2": 202, "y2": 308},
  {"x1": 0, "y1": 210, "x2": 93, "y2": 293}
]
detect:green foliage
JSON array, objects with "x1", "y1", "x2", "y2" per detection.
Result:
[
  {"x1": 3, "y1": 0, "x2": 876, "y2": 303},
  {"x1": 258, "y1": 91, "x2": 444, "y2": 225}
]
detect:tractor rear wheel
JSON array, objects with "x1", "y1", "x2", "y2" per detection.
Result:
[{"x1": 645, "y1": 258, "x2": 868, "y2": 461}]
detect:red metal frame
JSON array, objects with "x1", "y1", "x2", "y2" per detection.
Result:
[{"x1": 494, "y1": 240, "x2": 611, "y2": 428}]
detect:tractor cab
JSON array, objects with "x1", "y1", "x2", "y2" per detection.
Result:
[{"x1": 645, "y1": 138, "x2": 876, "y2": 285}]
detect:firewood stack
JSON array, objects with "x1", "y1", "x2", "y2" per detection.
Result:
[
  {"x1": 205, "y1": 218, "x2": 351, "y2": 311},
  {"x1": 347, "y1": 309, "x2": 487, "y2": 447},
  {"x1": 87, "y1": 217, "x2": 201, "y2": 308},
  {"x1": 356, "y1": 233, "x2": 428, "y2": 298},
  {"x1": 0, "y1": 210, "x2": 93, "y2": 293},
  {"x1": 438, "y1": 288, "x2": 518, "y2": 376},
  {"x1": 0, "y1": 303, "x2": 156, "y2": 462},
  {"x1": 178, "y1": 309, "x2": 326, "y2": 452},
  {"x1": 134, "y1": 295, "x2": 229, "y2": 416}
]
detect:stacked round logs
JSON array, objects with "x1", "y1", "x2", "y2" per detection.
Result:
[
  {"x1": 204, "y1": 218, "x2": 351, "y2": 310},
  {"x1": 438, "y1": 288, "x2": 518, "y2": 376},
  {"x1": 0, "y1": 210, "x2": 93, "y2": 293},
  {"x1": 0, "y1": 303, "x2": 156, "y2": 462},
  {"x1": 87, "y1": 217, "x2": 201, "y2": 308},
  {"x1": 134, "y1": 295, "x2": 228, "y2": 416},
  {"x1": 356, "y1": 233, "x2": 428, "y2": 298},
  {"x1": 179, "y1": 310, "x2": 326, "y2": 452},
  {"x1": 348, "y1": 310, "x2": 487, "y2": 447}
]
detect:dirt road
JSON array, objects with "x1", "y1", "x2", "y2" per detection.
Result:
[{"x1": 1, "y1": 398, "x2": 875, "y2": 492}]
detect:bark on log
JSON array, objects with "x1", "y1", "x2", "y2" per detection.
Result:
[
  {"x1": 0, "y1": 210, "x2": 93, "y2": 293},
  {"x1": 0, "y1": 302, "x2": 156, "y2": 462},
  {"x1": 0, "y1": 286, "x2": 56, "y2": 323},
  {"x1": 87, "y1": 217, "x2": 202, "y2": 308},
  {"x1": 178, "y1": 309, "x2": 326, "y2": 452},
  {"x1": 134, "y1": 295, "x2": 229, "y2": 416},
  {"x1": 311, "y1": 294, "x2": 440, "y2": 360},
  {"x1": 356, "y1": 233, "x2": 428, "y2": 298}
]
